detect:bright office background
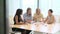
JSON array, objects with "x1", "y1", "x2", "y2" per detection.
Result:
[{"x1": 6, "y1": 0, "x2": 60, "y2": 18}]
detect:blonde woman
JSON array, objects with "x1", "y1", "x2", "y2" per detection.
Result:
[{"x1": 33, "y1": 8, "x2": 43, "y2": 22}]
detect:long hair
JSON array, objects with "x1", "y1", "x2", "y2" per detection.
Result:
[
  {"x1": 15, "y1": 9, "x2": 23, "y2": 16},
  {"x1": 27, "y1": 8, "x2": 31, "y2": 15},
  {"x1": 14, "y1": 9, "x2": 23, "y2": 24}
]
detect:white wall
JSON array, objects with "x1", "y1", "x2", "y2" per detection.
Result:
[
  {"x1": 7, "y1": 0, "x2": 37, "y2": 17},
  {"x1": 39, "y1": 0, "x2": 60, "y2": 17},
  {"x1": 21, "y1": 0, "x2": 37, "y2": 16},
  {"x1": 7, "y1": 0, "x2": 60, "y2": 17},
  {"x1": 52, "y1": 0, "x2": 60, "y2": 15},
  {"x1": 39, "y1": 0, "x2": 52, "y2": 17},
  {"x1": 9, "y1": 0, "x2": 21, "y2": 17}
]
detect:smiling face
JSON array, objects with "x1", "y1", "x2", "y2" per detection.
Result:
[
  {"x1": 36, "y1": 8, "x2": 40, "y2": 15},
  {"x1": 27, "y1": 8, "x2": 31, "y2": 15},
  {"x1": 27, "y1": 9, "x2": 31, "y2": 15},
  {"x1": 48, "y1": 9, "x2": 53, "y2": 16}
]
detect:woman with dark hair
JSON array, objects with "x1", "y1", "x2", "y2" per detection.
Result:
[
  {"x1": 44, "y1": 9, "x2": 55, "y2": 24},
  {"x1": 12, "y1": 9, "x2": 26, "y2": 34},
  {"x1": 14, "y1": 9, "x2": 23, "y2": 24}
]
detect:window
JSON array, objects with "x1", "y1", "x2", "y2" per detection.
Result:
[
  {"x1": 7, "y1": 0, "x2": 37, "y2": 17},
  {"x1": 8, "y1": 0, "x2": 20, "y2": 16},
  {"x1": 7, "y1": 0, "x2": 60, "y2": 17},
  {"x1": 52, "y1": 0, "x2": 60, "y2": 15},
  {"x1": 39, "y1": 0, "x2": 60, "y2": 17},
  {"x1": 21, "y1": 0, "x2": 37, "y2": 16},
  {"x1": 39, "y1": 0, "x2": 52, "y2": 17}
]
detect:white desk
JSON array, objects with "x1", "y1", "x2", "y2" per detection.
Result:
[{"x1": 11, "y1": 22, "x2": 60, "y2": 34}]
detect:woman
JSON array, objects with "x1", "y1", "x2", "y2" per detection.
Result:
[
  {"x1": 23, "y1": 8, "x2": 32, "y2": 34},
  {"x1": 33, "y1": 8, "x2": 43, "y2": 22},
  {"x1": 12, "y1": 9, "x2": 25, "y2": 34},
  {"x1": 14, "y1": 9, "x2": 24, "y2": 24},
  {"x1": 44, "y1": 9, "x2": 55, "y2": 24},
  {"x1": 23, "y1": 8, "x2": 32, "y2": 23}
]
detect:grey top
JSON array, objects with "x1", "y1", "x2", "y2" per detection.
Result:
[{"x1": 23, "y1": 13, "x2": 33, "y2": 22}]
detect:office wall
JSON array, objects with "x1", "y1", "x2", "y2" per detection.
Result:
[
  {"x1": 0, "y1": 0, "x2": 4, "y2": 34},
  {"x1": 39, "y1": 0, "x2": 60, "y2": 17},
  {"x1": 7, "y1": 0, "x2": 37, "y2": 17},
  {"x1": 8, "y1": 0, "x2": 60, "y2": 18},
  {"x1": 8, "y1": 0, "x2": 21, "y2": 17}
]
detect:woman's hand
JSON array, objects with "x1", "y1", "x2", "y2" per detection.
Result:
[
  {"x1": 26, "y1": 20, "x2": 32, "y2": 23},
  {"x1": 15, "y1": 22, "x2": 24, "y2": 25}
]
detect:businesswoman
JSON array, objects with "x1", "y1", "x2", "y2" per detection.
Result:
[
  {"x1": 33, "y1": 8, "x2": 43, "y2": 22},
  {"x1": 12, "y1": 9, "x2": 26, "y2": 34},
  {"x1": 23, "y1": 8, "x2": 32, "y2": 34},
  {"x1": 44, "y1": 9, "x2": 55, "y2": 24},
  {"x1": 23, "y1": 8, "x2": 32, "y2": 23}
]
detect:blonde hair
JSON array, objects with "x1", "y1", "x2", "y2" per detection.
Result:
[{"x1": 36, "y1": 8, "x2": 41, "y2": 13}]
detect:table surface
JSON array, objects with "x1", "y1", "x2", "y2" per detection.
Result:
[{"x1": 10, "y1": 22, "x2": 60, "y2": 33}]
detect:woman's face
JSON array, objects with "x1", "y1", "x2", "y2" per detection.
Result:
[
  {"x1": 21, "y1": 12, "x2": 22, "y2": 15},
  {"x1": 36, "y1": 9, "x2": 40, "y2": 15},
  {"x1": 48, "y1": 11, "x2": 52, "y2": 16},
  {"x1": 27, "y1": 9, "x2": 31, "y2": 15}
]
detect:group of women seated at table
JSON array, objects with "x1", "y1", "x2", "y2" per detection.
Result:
[{"x1": 12, "y1": 8, "x2": 55, "y2": 34}]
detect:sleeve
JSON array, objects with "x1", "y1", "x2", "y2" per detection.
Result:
[
  {"x1": 23, "y1": 14, "x2": 27, "y2": 22},
  {"x1": 15, "y1": 15, "x2": 18, "y2": 24},
  {"x1": 33, "y1": 14, "x2": 36, "y2": 17},
  {"x1": 41, "y1": 14, "x2": 43, "y2": 18},
  {"x1": 50, "y1": 16, "x2": 55, "y2": 23},
  {"x1": 33, "y1": 14, "x2": 36, "y2": 20},
  {"x1": 44, "y1": 16, "x2": 48, "y2": 23},
  {"x1": 30, "y1": 15, "x2": 33, "y2": 20},
  {"x1": 20, "y1": 15, "x2": 24, "y2": 22}
]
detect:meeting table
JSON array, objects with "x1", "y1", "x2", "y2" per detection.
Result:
[{"x1": 10, "y1": 22, "x2": 60, "y2": 34}]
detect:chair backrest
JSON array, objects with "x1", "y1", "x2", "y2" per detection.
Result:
[
  {"x1": 54, "y1": 15, "x2": 60, "y2": 23},
  {"x1": 9, "y1": 16, "x2": 14, "y2": 25},
  {"x1": 59, "y1": 16, "x2": 60, "y2": 23}
]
